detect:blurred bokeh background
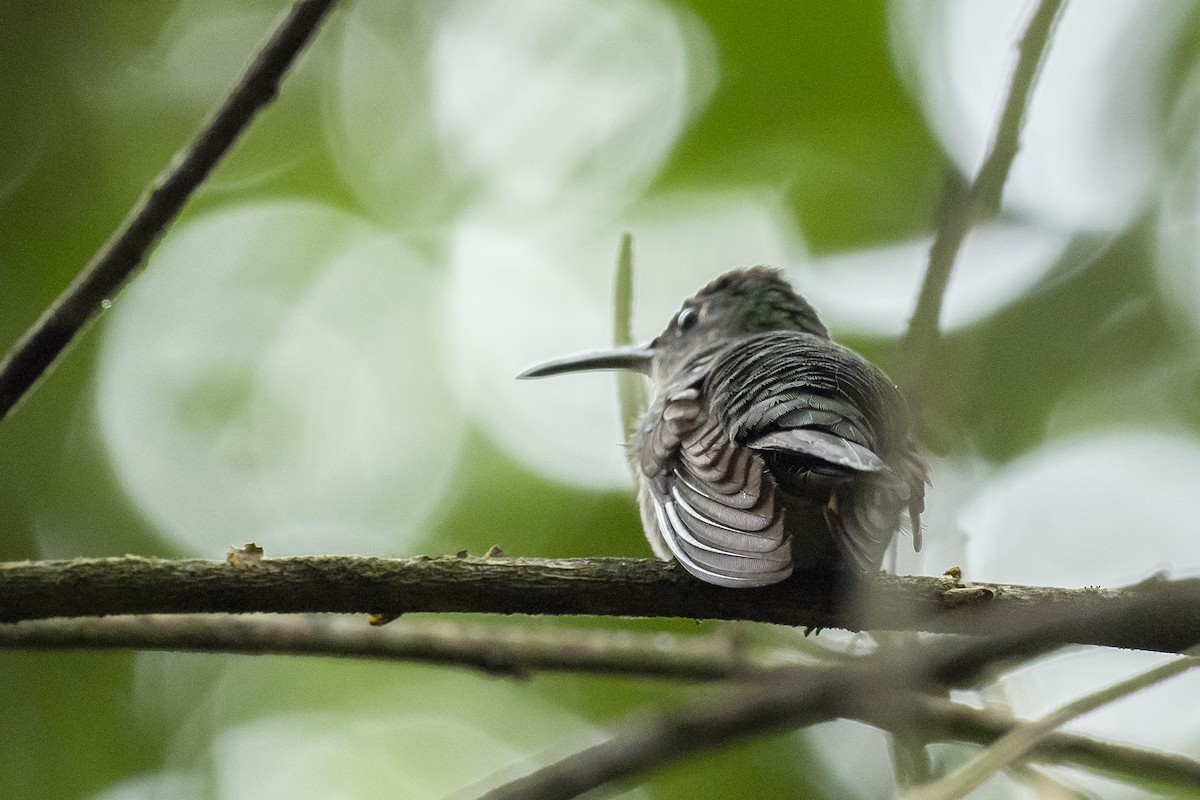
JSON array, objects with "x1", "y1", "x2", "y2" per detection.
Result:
[{"x1": 3, "y1": 0, "x2": 1200, "y2": 797}]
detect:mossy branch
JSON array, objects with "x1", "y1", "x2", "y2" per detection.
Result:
[{"x1": 1, "y1": 555, "x2": 1197, "y2": 654}]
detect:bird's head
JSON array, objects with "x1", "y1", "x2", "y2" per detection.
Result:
[{"x1": 519, "y1": 266, "x2": 828, "y2": 384}]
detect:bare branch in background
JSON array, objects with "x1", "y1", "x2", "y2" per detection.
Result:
[
  {"x1": 473, "y1": 595, "x2": 1199, "y2": 800},
  {"x1": 5, "y1": 612, "x2": 1196, "y2": 795},
  {"x1": 905, "y1": 646, "x2": 1200, "y2": 800},
  {"x1": 871, "y1": 695, "x2": 1200, "y2": 797},
  {"x1": 1, "y1": 555, "x2": 1198, "y2": 653},
  {"x1": 0, "y1": 614, "x2": 802, "y2": 681},
  {"x1": 902, "y1": 0, "x2": 1066, "y2": 375},
  {"x1": 0, "y1": 0, "x2": 339, "y2": 422}
]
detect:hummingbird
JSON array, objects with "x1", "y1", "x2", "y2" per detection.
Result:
[{"x1": 519, "y1": 267, "x2": 927, "y2": 589}]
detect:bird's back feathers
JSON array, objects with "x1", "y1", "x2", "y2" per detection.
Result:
[{"x1": 637, "y1": 330, "x2": 926, "y2": 583}]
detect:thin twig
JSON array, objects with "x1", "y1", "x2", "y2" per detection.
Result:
[
  {"x1": 902, "y1": 0, "x2": 1066, "y2": 365},
  {"x1": 876, "y1": 695, "x2": 1200, "y2": 796},
  {"x1": 905, "y1": 646, "x2": 1200, "y2": 800},
  {"x1": 613, "y1": 233, "x2": 648, "y2": 444},
  {"x1": 0, "y1": 0, "x2": 340, "y2": 422},
  {"x1": 473, "y1": 596, "x2": 1200, "y2": 800},
  {"x1": 1, "y1": 555, "x2": 1199, "y2": 653},
  {"x1": 0, "y1": 614, "x2": 805, "y2": 680}
]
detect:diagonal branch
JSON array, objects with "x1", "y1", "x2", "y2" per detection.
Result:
[
  {"x1": 1, "y1": 555, "x2": 1199, "y2": 653},
  {"x1": 902, "y1": 0, "x2": 1066, "y2": 365},
  {"x1": 906, "y1": 646, "x2": 1200, "y2": 800},
  {"x1": 0, "y1": 0, "x2": 340, "y2": 423},
  {"x1": 876, "y1": 695, "x2": 1200, "y2": 796}
]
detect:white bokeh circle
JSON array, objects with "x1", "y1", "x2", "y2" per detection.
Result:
[
  {"x1": 326, "y1": 0, "x2": 453, "y2": 228},
  {"x1": 106, "y1": 657, "x2": 650, "y2": 800},
  {"x1": 328, "y1": 0, "x2": 716, "y2": 226},
  {"x1": 429, "y1": 0, "x2": 716, "y2": 216},
  {"x1": 959, "y1": 429, "x2": 1200, "y2": 586},
  {"x1": 890, "y1": 0, "x2": 1187, "y2": 233},
  {"x1": 210, "y1": 713, "x2": 531, "y2": 800},
  {"x1": 95, "y1": 200, "x2": 465, "y2": 556}
]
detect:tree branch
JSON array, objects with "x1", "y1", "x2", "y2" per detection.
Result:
[
  {"x1": 0, "y1": 0, "x2": 339, "y2": 422},
  {"x1": 1, "y1": 555, "x2": 1198, "y2": 653},
  {"x1": 902, "y1": 0, "x2": 1065, "y2": 362},
  {"x1": 906, "y1": 646, "x2": 1200, "y2": 800},
  {"x1": 874, "y1": 695, "x2": 1200, "y2": 796},
  {"x1": 473, "y1": 588, "x2": 1199, "y2": 800},
  {"x1": 5, "y1": 611, "x2": 1196, "y2": 795},
  {"x1": 0, "y1": 614, "x2": 801, "y2": 681}
]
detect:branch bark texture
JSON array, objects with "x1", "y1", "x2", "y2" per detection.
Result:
[{"x1": 1, "y1": 555, "x2": 1197, "y2": 654}]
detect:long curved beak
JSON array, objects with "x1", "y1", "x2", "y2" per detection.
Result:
[{"x1": 517, "y1": 343, "x2": 654, "y2": 379}]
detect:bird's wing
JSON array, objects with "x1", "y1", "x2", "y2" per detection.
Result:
[
  {"x1": 636, "y1": 385, "x2": 792, "y2": 588},
  {"x1": 704, "y1": 332, "x2": 927, "y2": 571}
]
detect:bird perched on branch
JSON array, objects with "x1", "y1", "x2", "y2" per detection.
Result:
[{"x1": 520, "y1": 267, "x2": 927, "y2": 589}]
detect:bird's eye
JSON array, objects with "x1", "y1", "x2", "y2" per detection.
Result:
[{"x1": 675, "y1": 306, "x2": 699, "y2": 334}]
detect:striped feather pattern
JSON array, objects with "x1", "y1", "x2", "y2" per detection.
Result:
[
  {"x1": 637, "y1": 329, "x2": 926, "y2": 583},
  {"x1": 636, "y1": 383, "x2": 792, "y2": 588},
  {"x1": 706, "y1": 331, "x2": 926, "y2": 572}
]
